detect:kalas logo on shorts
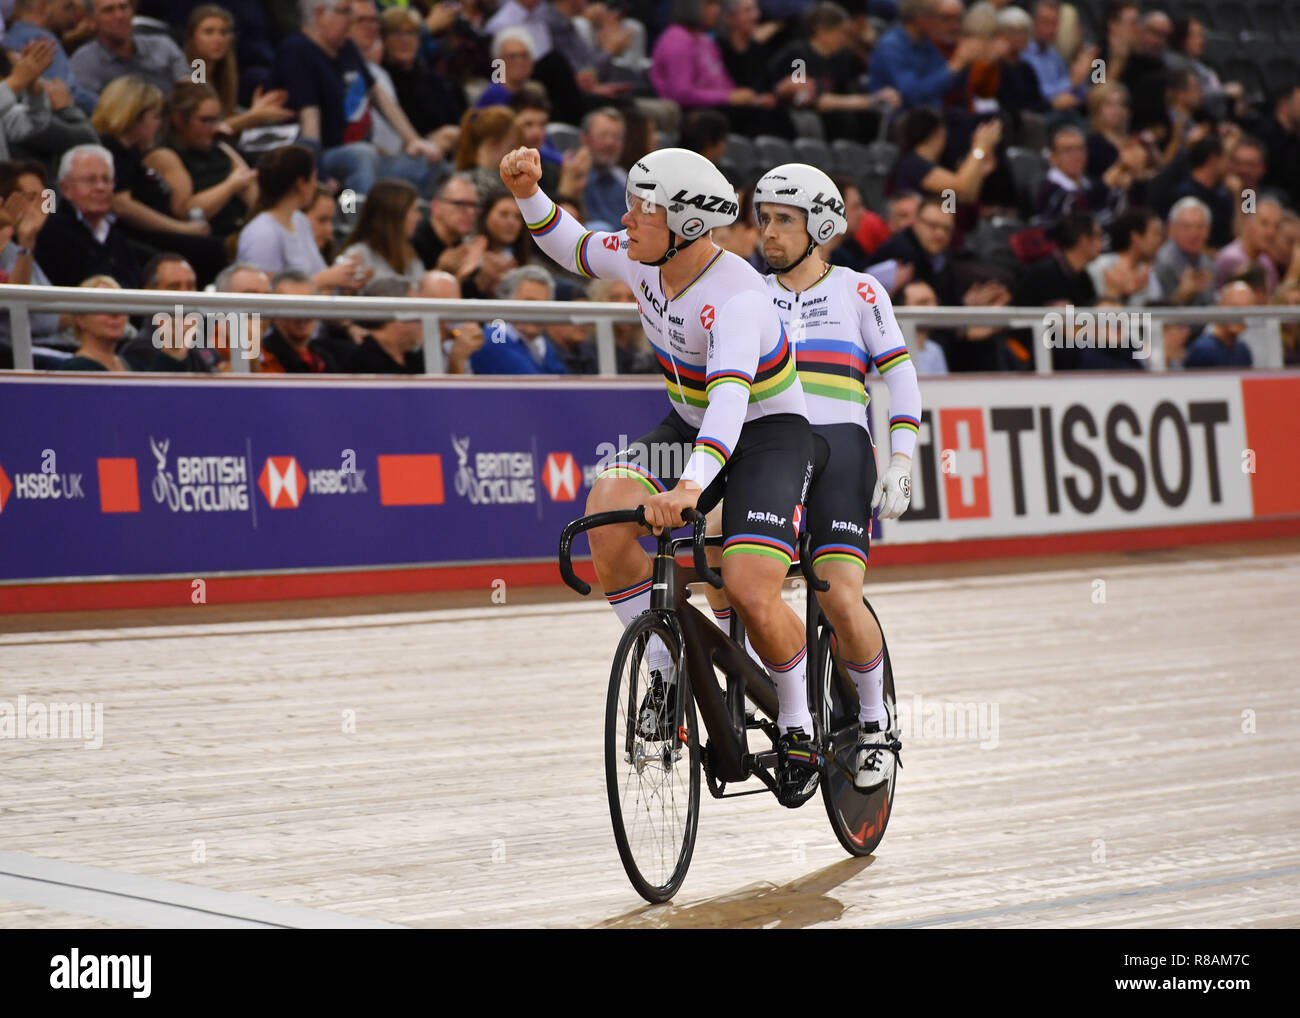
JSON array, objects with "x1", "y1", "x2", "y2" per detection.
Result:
[
  {"x1": 149, "y1": 437, "x2": 248, "y2": 512},
  {"x1": 452, "y1": 435, "x2": 535, "y2": 505},
  {"x1": 542, "y1": 452, "x2": 579, "y2": 501},
  {"x1": 700, "y1": 305, "x2": 715, "y2": 330},
  {"x1": 0, "y1": 451, "x2": 86, "y2": 514}
]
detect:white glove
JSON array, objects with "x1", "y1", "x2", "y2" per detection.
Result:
[{"x1": 871, "y1": 452, "x2": 912, "y2": 520}]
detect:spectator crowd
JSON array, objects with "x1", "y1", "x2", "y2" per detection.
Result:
[{"x1": 0, "y1": 0, "x2": 1297, "y2": 374}]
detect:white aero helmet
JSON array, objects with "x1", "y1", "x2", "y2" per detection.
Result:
[
  {"x1": 626, "y1": 147, "x2": 739, "y2": 264},
  {"x1": 753, "y1": 163, "x2": 848, "y2": 265}
]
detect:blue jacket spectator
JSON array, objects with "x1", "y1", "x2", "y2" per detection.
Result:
[
  {"x1": 5, "y1": 0, "x2": 101, "y2": 115},
  {"x1": 867, "y1": 3, "x2": 978, "y2": 109},
  {"x1": 469, "y1": 265, "x2": 569, "y2": 374}
]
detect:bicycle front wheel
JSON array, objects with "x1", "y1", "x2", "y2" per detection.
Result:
[{"x1": 605, "y1": 610, "x2": 701, "y2": 904}]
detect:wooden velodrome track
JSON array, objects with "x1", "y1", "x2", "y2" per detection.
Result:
[{"x1": 1, "y1": 538, "x2": 1297, "y2": 929}]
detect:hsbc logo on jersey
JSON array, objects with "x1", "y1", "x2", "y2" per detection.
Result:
[
  {"x1": 259, "y1": 456, "x2": 307, "y2": 508},
  {"x1": 857, "y1": 282, "x2": 877, "y2": 304},
  {"x1": 700, "y1": 305, "x2": 715, "y2": 330},
  {"x1": 602, "y1": 235, "x2": 620, "y2": 251},
  {"x1": 542, "y1": 452, "x2": 580, "y2": 501}
]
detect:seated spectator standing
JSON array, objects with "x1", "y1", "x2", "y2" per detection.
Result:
[
  {"x1": 470, "y1": 265, "x2": 568, "y2": 374},
  {"x1": 579, "y1": 107, "x2": 626, "y2": 231},
  {"x1": 6, "y1": 0, "x2": 102, "y2": 115},
  {"x1": 342, "y1": 276, "x2": 424, "y2": 373},
  {"x1": 92, "y1": 76, "x2": 228, "y2": 287},
  {"x1": 268, "y1": 0, "x2": 442, "y2": 198},
  {"x1": 260, "y1": 269, "x2": 347, "y2": 373},
  {"x1": 119, "y1": 253, "x2": 220, "y2": 373},
  {"x1": 145, "y1": 82, "x2": 258, "y2": 247},
  {"x1": 337, "y1": 177, "x2": 424, "y2": 285},
  {"x1": 868, "y1": 0, "x2": 981, "y2": 109},
  {"x1": 53, "y1": 275, "x2": 131, "y2": 371},
  {"x1": 1214, "y1": 196, "x2": 1283, "y2": 293},
  {"x1": 1184, "y1": 280, "x2": 1255, "y2": 368},
  {"x1": 184, "y1": 5, "x2": 293, "y2": 137},
  {"x1": 649, "y1": 0, "x2": 775, "y2": 137},
  {"x1": 0, "y1": 159, "x2": 60, "y2": 351},
  {"x1": 237, "y1": 143, "x2": 366, "y2": 293},
  {"x1": 35, "y1": 143, "x2": 142, "y2": 288},
  {"x1": 1150, "y1": 195, "x2": 1216, "y2": 307},
  {"x1": 1037, "y1": 123, "x2": 1127, "y2": 228},
  {"x1": 68, "y1": 0, "x2": 190, "y2": 98}
]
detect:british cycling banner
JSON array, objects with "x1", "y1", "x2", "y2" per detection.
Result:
[{"x1": 0, "y1": 373, "x2": 1295, "y2": 585}]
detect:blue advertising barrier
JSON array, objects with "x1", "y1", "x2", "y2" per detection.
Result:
[{"x1": 0, "y1": 376, "x2": 674, "y2": 583}]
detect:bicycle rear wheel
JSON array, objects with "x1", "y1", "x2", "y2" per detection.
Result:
[
  {"x1": 820, "y1": 597, "x2": 898, "y2": 857},
  {"x1": 605, "y1": 611, "x2": 701, "y2": 903}
]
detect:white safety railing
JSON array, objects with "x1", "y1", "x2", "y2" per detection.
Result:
[{"x1": 0, "y1": 283, "x2": 1293, "y2": 374}]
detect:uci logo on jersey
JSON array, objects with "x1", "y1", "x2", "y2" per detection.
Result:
[
  {"x1": 639, "y1": 279, "x2": 666, "y2": 317},
  {"x1": 669, "y1": 189, "x2": 739, "y2": 217},
  {"x1": 773, "y1": 297, "x2": 793, "y2": 311}
]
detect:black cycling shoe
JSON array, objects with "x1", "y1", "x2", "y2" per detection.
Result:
[
  {"x1": 776, "y1": 727, "x2": 821, "y2": 808},
  {"x1": 636, "y1": 670, "x2": 676, "y2": 741}
]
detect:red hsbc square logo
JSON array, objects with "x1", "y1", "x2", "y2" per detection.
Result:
[
  {"x1": 258, "y1": 456, "x2": 306, "y2": 508},
  {"x1": 603, "y1": 235, "x2": 619, "y2": 251},
  {"x1": 0, "y1": 461, "x2": 11, "y2": 514},
  {"x1": 857, "y1": 282, "x2": 876, "y2": 304},
  {"x1": 97, "y1": 458, "x2": 140, "y2": 513},
  {"x1": 542, "y1": 452, "x2": 579, "y2": 501},
  {"x1": 700, "y1": 305, "x2": 715, "y2": 330},
  {"x1": 938, "y1": 408, "x2": 990, "y2": 519}
]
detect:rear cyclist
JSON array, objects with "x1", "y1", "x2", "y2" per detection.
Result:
[
  {"x1": 752, "y1": 163, "x2": 922, "y2": 793},
  {"x1": 499, "y1": 145, "x2": 826, "y2": 807}
]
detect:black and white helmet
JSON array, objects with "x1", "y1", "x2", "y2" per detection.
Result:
[
  {"x1": 626, "y1": 147, "x2": 739, "y2": 263},
  {"x1": 753, "y1": 163, "x2": 848, "y2": 246}
]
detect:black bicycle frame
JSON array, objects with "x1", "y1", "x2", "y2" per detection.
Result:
[{"x1": 558, "y1": 507, "x2": 832, "y2": 785}]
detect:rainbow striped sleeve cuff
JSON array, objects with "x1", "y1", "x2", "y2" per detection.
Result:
[
  {"x1": 874, "y1": 346, "x2": 911, "y2": 373},
  {"x1": 693, "y1": 436, "x2": 731, "y2": 469},
  {"x1": 525, "y1": 202, "x2": 560, "y2": 236},
  {"x1": 889, "y1": 415, "x2": 920, "y2": 436},
  {"x1": 574, "y1": 232, "x2": 597, "y2": 278},
  {"x1": 705, "y1": 368, "x2": 753, "y2": 395}
]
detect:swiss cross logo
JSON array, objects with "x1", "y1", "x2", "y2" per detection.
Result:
[
  {"x1": 258, "y1": 456, "x2": 306, "y2": 509},
  {"x1": 938, "y1": 408, "x2": 989, "y2": 519},
  {"x1": 857, "y1": 282, "x2": 876, "y2": 304},
  {"x1": 0, "y1": 462, "x2": 10, "y2": 514},
  {"x1": 542, "y1": 452, "x2": 580, "y2": 501},
  {"x1": 700, "y1": 305, "x2": 715, "y2": 330},
  {"x1": 603, "y1": 235, "x2": 619, "y2": 251}
]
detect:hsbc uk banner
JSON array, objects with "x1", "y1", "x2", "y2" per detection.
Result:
[
  {"x1": 0, "y1": 376, "x2": 665, "y2": 582},
  {"x1": 0, "y1": 373, "x2": 1293, "y2": 583}
]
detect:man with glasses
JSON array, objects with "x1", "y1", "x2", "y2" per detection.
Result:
[
  {"x1": 269, "y1": 0, "x2": 445, "y2": 197},
  {"x1": 68, "y1": 0, "x2": 191, "y2": 98},
  {"x1": 1037, "y1": 124, "x2": 1126, "y2": 228},
  {"x1": 34, "y1": 143, "x2": 142, "y2": 289},
  {"x1": 413, "y1": 172, "x2": 488, "y2": 283},
  {"x1": 872, "y1": 195, "x2": 960, "y2": 305}
]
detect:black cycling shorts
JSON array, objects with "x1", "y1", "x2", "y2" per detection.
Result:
[
  {"x1": 597, "y1": 410, "x2": 814, "y2": 566},
  {"x1": 804, "y1": 422, "x2": 877, "y2": 570}
]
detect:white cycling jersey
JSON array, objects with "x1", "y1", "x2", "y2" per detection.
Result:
[
  {"x1": 518, "y1": 188, "x2": 809, "y2": 489},
  {"x1": 764, "y1": 264, "x2": 922, "y2": 458}
]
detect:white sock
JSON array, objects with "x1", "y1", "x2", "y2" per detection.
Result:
[
  {"x1": 605, "y1": 578, "x2": 674, "y2": 676},
  {"x1": 711, "y1": 607, "x2": 762, "y2": 667},
  {"x1": 762, "y1": 644, "x2": 813, "y2": 734},
  {"x1": 846, "y1": 648, "x2": 887, "y2": 725}
]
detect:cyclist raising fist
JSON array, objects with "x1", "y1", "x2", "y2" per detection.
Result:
[{"x1": 502, "y1": 145, "x2": 827, "y2": 807}]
